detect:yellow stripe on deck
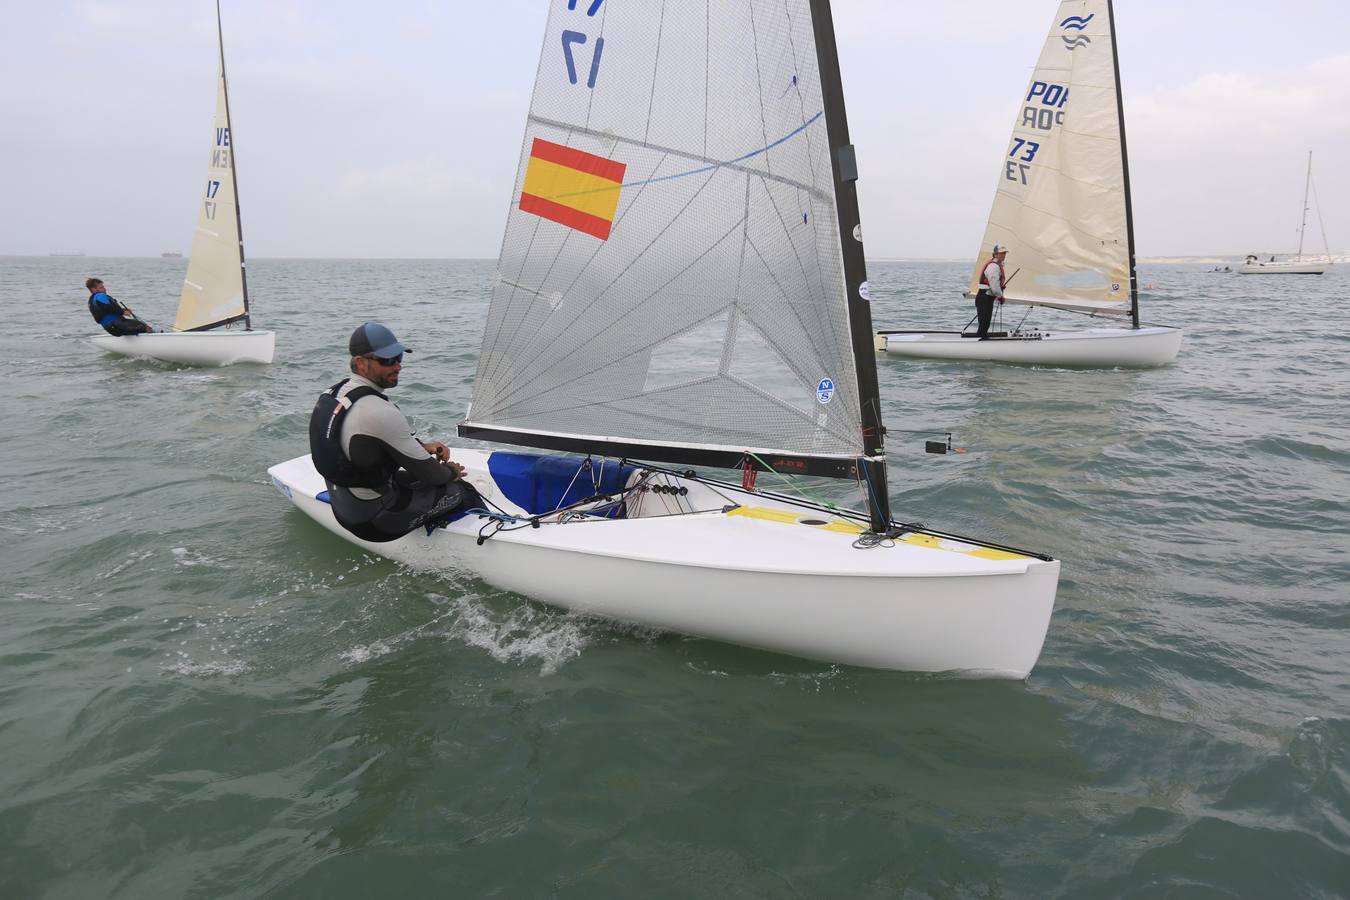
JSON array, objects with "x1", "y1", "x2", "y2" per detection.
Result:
[
  {"x1": 725, "y1": 506, "x2": 1029, "y2": 559},
  {"x1": 725, "y1": 505, "x2": 864, "y2": 534}
]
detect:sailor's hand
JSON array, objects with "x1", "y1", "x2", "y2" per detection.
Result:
[
  {"x1": 422, "y1": 440, "x2": 450, "y2": 462},
  {"x1": 447, "y1": 461, "x2": 466, "y2": 480}
]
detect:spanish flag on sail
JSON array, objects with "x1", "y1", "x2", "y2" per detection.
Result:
[{"x1": 519, "y1": 138, "x2": 626, "y2": 240}]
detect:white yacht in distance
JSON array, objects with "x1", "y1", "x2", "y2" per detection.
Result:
[{"x1": 1238, "y1": 152, "x2": 1332, "y2": 275}]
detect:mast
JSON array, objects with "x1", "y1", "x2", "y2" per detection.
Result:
[
  {"x1": 216, "y1": 0, "x2": 251, "y2": 329},
  {"x1": 807, "y1": 0, "x2": 890, "y2": 533},
  {"x1": 1106, "y1": 0, "x2": 1139, "y2": 330},
  {"x1": 1297, "y1": 150, "x2": 1312, "y2": 261}
]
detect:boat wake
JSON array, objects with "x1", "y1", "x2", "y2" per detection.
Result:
[{"x1": 430, "y1": 590, "x2": 607, "y2": 675}]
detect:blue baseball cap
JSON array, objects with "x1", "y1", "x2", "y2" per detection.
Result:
[{"x1": 349, "y1": 322, "x2": 411, "y2": 358}]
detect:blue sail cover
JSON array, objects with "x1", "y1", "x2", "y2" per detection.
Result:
[{"x1": 488, "y1": 452, "x2": 637, "y2": 516}]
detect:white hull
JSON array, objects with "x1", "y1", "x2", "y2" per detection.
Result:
[
  {"x1": 1237, "y1": 262, "x2": 1328, "y2": 275},
  {"x1": 877, "y1": 326, "x2": 1181, "y2": 368},
  {"x1": 268, "y1": 452, "x2": 1060, "y2": 678},
  {"x1": 89, "y1": 329, "x2": 275, "y2": 366}
]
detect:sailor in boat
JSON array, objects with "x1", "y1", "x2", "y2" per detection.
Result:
[
  {"x1": 86, "y1": 278, "x2": 155, "y2": 335},
  {"x1": 975, "y1": 244, "x2": 1008, "y2": 340},
  {"x1": 308, "y1": 322, "x2": 480, "y2": 543}
]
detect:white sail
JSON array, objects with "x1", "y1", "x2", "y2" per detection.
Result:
[
  {"x1": 464, "y1": 0, "x2": 863, "y2": 464},
  {"x1": 970, "y1": 0, "x2": 1132, "y2": 316},
  {"x1": 176, "y1": 28, "x2": 246, "y2": 333}
]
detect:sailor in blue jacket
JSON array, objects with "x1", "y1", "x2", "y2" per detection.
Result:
[{"x1": 86, "y1": 278, "x2": 155, "y2": 335}]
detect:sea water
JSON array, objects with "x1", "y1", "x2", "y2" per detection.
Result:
[{"x1": 2, "y1": 256, "x2": 1347, "y2": 897}]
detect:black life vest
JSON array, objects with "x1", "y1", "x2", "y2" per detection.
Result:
[{"x1": 308, "y1": 378, "x2": 389, "y2": 489}]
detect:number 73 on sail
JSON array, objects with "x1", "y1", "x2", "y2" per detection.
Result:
[{"x1": 270, "y1": 0, "x2": 1062, "y2": 677}]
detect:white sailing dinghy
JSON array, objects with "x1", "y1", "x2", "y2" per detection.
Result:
[
  {"x1": 270, "y1": 0, "x2": 1061, "y2": 677},
  {"x1": 91, "y1": 1, "x2": 274, "y2": 366},
  {"x1": 1238, "y1": 152, "x2": 1333, "y2": 275},
  {"x1": 877, "y1": 0, "x2": 1181, "y2": 368}
]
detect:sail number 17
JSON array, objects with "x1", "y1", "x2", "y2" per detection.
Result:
[{"x1": 561, "y1": 0, "x2": 605, "y2": 89}]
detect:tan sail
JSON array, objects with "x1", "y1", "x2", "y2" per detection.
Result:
[
  {"x1": 969, "y1": 0, "x2": 1131, "y2": 316},
  {"x1": 175, "y1": 46, "x2": 245, "y2": 332}
]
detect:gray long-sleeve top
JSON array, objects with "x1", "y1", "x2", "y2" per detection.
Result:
[{"x1": 336, "y1": 374, "x2": 454, "y2": 500}]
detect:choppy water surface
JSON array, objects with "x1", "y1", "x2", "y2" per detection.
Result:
[{"x1": 2, "y1": 256, "x2": 1347, "y2": 898}]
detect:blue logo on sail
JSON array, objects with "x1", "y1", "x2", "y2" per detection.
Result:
[
  {"x1": 1060, "y1": 12, "x2": 1093, "y2": 49},
  {"x1": 817, "y1": 378, "x2": 835, "y2": 405}
]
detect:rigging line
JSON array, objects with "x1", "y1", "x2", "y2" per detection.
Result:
[
  {"x1": 486, "y1": 198, "x2": 744, "y2": 411},
  {"x1": 856, "y1": 454, "x2": 890, "y2": 533},
  {"x1": 525, "y1": 112, "x2": 829, "y2": 199},
  {"x1": 557, "y1": 458, "x2": 589, "y2": 511},
  {"x1": 633, "y1": 461, "x2": 871, "y2": 522},
  {"x1": 1309, "y1": 174, "x2": 1332, "y2": 259},
  {"x1": 743, "y1": 450, "x2": 847, "y2": 513}
]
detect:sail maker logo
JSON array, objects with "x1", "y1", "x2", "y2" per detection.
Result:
[
  {"x1": 1059, "y1": 12, "x2": 1094, "y2": 50},
  {"x1": 519, "y1": 138, "x2": 626, "y2": 240}
]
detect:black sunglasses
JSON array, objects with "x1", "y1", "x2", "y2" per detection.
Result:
[{"x1": 367, "y1": 353, "x2": 403, "y2": 366}]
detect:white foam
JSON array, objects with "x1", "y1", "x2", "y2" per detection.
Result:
[
  {"x1": 436, "y1": 591, "x2": 594, "y2": 676},
  {"x1": 341, "y1": 641, "x2": 393, "y2": 664}
]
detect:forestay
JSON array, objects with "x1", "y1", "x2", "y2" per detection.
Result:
[
  {"x1": 463, "y1": 0, "x2": 864, "y2": 469},
  {"x1": 176, "y1": 18, "x2": 247, "y2": 333},
  {"x1": 970, "y1": 0, "x2": 1133, "y2": 317}
]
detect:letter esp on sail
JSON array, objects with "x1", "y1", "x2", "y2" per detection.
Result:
[{"x1": 269, "y1": 0, "x2": 1061, "y2": 677}]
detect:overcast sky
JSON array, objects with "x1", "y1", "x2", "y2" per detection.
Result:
[{"x1": 2, "y1": 1, "x2": 1346, "y2": 259}]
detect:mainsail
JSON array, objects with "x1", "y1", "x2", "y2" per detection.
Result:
[
  {"x1": 970, "y1": 0, "x2": 1136, "y2": 320},
  {"x1": 175, "y1": 1, "x2": 248, "y2": 333},
  {"x1": 461, "y1": 0, "x2": 882, "y2": 487}
]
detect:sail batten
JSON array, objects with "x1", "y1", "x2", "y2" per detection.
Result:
[
  {"x1": 464, "y1": 0, "x2": 866, "y2": 473},
  {"x1": 969, "y1": 0, "x2": 1132, "y2": 318}
]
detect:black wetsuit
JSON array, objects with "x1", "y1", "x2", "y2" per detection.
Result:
[{"x1": 322, "y1": 375, "x2": 478, "y2": 542}]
